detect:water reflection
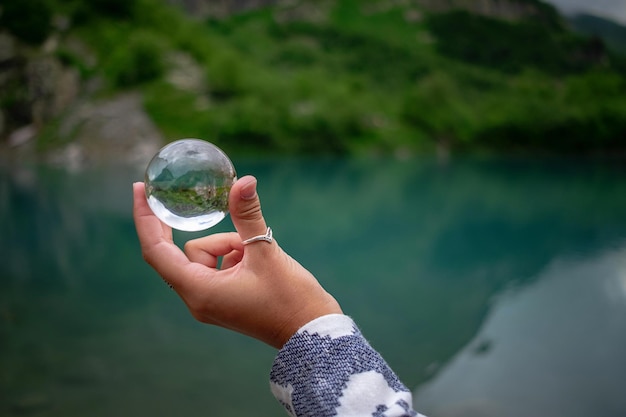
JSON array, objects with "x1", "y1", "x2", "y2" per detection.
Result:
[
  {"x1": 1, "y1": 156, "x2": 626, "y2": 416},
  {"x1": 413, "y1": 245, "x2": 626, "y2": 417}
]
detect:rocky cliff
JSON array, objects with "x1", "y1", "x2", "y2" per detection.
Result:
[
  {"x1": 0, "y1": 32, "x2": 80, "y2": 145},
  {"x1": 0, "y1": 30, "x2": 162, "y2": 168}
]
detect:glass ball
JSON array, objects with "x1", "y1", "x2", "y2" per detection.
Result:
[{"x1": 144, "y1": 139, "x2": 237, "y2": 232}]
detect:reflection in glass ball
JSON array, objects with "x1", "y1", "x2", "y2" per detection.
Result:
[{"x1": 144, "y1": 139, "x2": 237, "y2": 232}]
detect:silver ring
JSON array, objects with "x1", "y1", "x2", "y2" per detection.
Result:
[{"x1": 242, "y1": 227, "x2": 273, "y2": 245}]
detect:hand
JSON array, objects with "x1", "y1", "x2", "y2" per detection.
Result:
[{"x1": 133, "y1": 175, "x2": 342, "y2": 348}]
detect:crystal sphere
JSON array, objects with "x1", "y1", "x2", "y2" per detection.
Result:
[{"x1": 144, "y1": 139, "x2": 237, "y2": 232}]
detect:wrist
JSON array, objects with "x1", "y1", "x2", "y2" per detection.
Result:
[{"x1": 273, "y1": 301, "x2": 344, "y2": 349}]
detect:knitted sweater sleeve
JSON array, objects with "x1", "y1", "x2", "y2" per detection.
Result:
[{"x1": 269, "y1": 314, "x2": 426, "y2": 417}]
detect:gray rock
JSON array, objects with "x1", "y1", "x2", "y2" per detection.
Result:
[
  {"x1": 8, "y1": 124, "x2": 37, "y2": 147},
  {"x1": 0, "y1": 32, "x2": 16, "y2": 63},
  {"x1": 52, "y1": 93, "x2": 163, "y2": 168},
  {"x1": 26, "y1": 55, "x2": 80, "y2": 127}
]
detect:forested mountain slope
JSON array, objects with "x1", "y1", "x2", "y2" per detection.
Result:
[{"x1": 1, "y1": 0, "x2": 625, "y2": 160}]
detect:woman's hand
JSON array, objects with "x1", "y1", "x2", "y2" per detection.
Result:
[{"x1": 133, "y1": 175, "x2": 342, "y2": 348}]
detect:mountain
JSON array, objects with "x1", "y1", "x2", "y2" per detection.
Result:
[
  {"x1": 568, "y1": 13, "x2": 626, "y2": 54},
  {"x1": 1, "y1": 0, "x2": 625, "y2": 160}
]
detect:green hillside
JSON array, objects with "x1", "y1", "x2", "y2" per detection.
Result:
[{"x1": 1, "y1": 0, "x2": 626, "y2": 156}]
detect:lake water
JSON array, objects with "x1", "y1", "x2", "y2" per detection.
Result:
[{"x1": 2, "y1": 155, "x2": 626, "y2": 417}]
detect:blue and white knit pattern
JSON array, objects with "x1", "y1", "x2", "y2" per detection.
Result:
[{"x1": 270, "y1": 314, "x2": 425, "y2": 417}]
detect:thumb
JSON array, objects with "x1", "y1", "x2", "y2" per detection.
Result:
[{"x1": 229, "y1": 175, "x2": 268, "y2": 241}]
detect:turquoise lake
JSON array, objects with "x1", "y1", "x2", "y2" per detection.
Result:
[{"x1": 2, "y1": 156, "x2": 626, "y2": 416}]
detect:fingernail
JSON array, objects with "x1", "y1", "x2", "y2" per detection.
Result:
[{"x1": 240, "y1": 178, "x2": 257, "y2": 200}]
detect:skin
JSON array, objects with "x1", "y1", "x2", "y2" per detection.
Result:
[{"x1": 133, "y1": 175, "x2": 343, "y2": 349}]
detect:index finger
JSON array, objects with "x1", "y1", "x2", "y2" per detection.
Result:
[{"x1": 132, "y1": 182, "x2": 202, "y2": 291}]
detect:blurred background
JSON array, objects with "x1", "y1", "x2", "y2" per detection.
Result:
[{"x1": 1, "y1": 0, "x2": 626, "y2": 416}]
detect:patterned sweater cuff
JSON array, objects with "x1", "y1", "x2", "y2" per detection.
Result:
[{"x1": 269, "y1": 314, "x2": 421, "y2": 417}]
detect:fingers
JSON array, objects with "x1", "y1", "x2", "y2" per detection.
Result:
[
  {"x1": 184, "y1": 232, "x2": 243, "y2": 268},
  {"x1": 133, "y1": 182, "x2": 199, "y2": 290},
  {"x1": 229, "y1": 176, "x2": 269, "y2": 242},
  {"x1": 133, "y1": 182, "x2": 173, "y2": 243},
  {"x1": 221, "y1": 251, "x2": 244, "y2": 269}
]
